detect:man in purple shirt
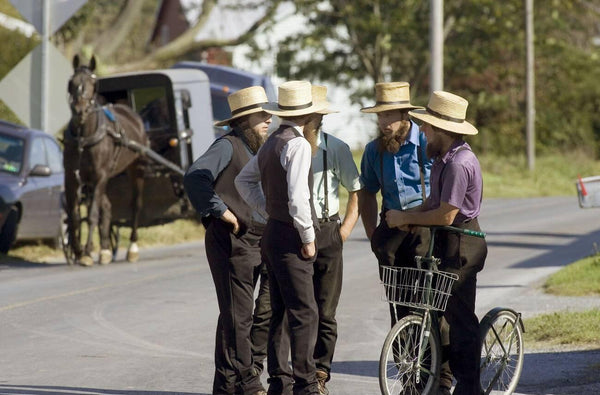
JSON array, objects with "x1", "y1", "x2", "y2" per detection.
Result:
[{"x1": 386, "y1": 91, "x2": 487, "y2": 395}]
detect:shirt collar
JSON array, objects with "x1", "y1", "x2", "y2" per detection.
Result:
[
  {"x1": 316, "y1": 129, "x2": 327, "y2": 151},
  {"x1": 440, "y1": 140, "x2": 469, "y2": 164},
  {"x1": 280, "y1": 120, "x2": 303, "y2": 136},
  {"x1": 406, "y1": 121, "x2": 421, "y2": 147}
]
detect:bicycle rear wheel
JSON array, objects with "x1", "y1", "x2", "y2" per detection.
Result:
[
  {"x1": 379, "y1": 314, "x2": 441, "y2": 395},
  {"x1": 479, "y1": 308, "x2": 524, "y2": 394}
]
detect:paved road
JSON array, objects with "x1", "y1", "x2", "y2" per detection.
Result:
[{"x1": 1, "y1": 196, "x2": 599, "y2": 395}]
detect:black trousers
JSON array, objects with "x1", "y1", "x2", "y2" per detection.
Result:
[
  {"x1": 205, "y1": 219, "x2": 265, "y2": 395},
  {"x1": 312, "y1": 219, "x2": 344, "y2": 379},
  {"x1": 370, "y1": 218, "x2": 429, "y2": 326},
  {"x1": 436, "y1": 218, "x2": 488, "y2": 395},
  {"x1": 262, "y1": 219, "x2": 319, "y2": 395},
  {"x1": 251, "y1": 261, "x2": 271, "y2": 375},
  {"x1": 370, "y1": 219, "x2": 455, "y2": 388}
]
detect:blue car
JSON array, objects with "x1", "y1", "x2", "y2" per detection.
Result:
[{"x1": 0, "y1": 120, "x2": 65, "y2": 254}]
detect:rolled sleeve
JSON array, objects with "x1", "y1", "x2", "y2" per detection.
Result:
[
  {"x1": 183, "y1": 139, "x2": 232, "y2": 217},
  {"x1": 282, "y1": 137, "x2": 315, "y2": 244}
]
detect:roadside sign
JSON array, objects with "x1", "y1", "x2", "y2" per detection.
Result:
[{"x1": 10, "y1": 0, "x2": 87, "y2": 35}]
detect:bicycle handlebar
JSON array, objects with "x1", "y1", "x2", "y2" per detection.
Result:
[{"x1": 431, "y1": 225, "x2": 486, "y2": 239}]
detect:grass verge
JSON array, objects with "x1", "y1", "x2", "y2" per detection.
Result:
[{"x1": 524, "y1": 253, "x2": 600, "y2": 350}]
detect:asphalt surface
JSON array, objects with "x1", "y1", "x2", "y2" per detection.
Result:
[{"x1": 1, "y1": 196, "x2": 600, "y2": 395}]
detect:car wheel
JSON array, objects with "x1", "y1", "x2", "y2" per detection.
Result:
[{"x1": 0, "y1": 207, "x2": 19, "y2": 254}]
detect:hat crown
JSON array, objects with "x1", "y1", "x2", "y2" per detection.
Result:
[
  {"x1": 277, "y1": 80, "x2": 313, "y2": 109},
  {"x1": 427, "y1": 91, "x2": 468, "y2": 121},
  {"x1": 227, "y1": 86, "x2": 268, "y2": 114},
  {"x1": 311, "y1": 85, "x2": 327, "y2": 104},
  {"x1": 375, "y1": 82, "x2": 411, "y2": 104}
]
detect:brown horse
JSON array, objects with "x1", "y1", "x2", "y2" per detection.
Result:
[{"x1": 64, "y1": 55, "x2": 148, "y2": 266}]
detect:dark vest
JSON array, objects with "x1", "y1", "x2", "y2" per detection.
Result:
[
  {"x1": 213, "y1": 133, "x2": 262, "y2": 233},
  {"x1": 258, "y1": 125, "x2": 317, "y2": 226}
]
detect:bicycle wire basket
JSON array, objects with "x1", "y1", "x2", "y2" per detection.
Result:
[{"x1": 381, "y1": 266, "x2": 459, "y2": 312}]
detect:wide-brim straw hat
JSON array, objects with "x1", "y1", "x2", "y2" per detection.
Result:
[
  {"x1": 262, "y1": 80, "x2": 328, "y2": 117},
  {"x1": 312, "y1": 85, "x2": 339, "y2": 115},
  {"x1": 214, "y1": 86, "x2": 271, "y2": 127},
  {"x1": 360, "y1": 82, "x2": 423, "y2": 113},
  {"x1": 409, "y1": 90, "x2": 478, "y2": 135}
]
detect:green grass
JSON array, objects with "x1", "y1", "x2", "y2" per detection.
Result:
[
  {"x1": 524, "y1": 253, "x2": 600, "y2": 349},
  {"x1": 524, "y1": 309, "x2": 600, "y2": 350},
  {"x1": 543, "y1": 254, "x2": 600, "y2": 296}
]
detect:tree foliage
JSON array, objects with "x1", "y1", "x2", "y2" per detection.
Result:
[{"x1": 264, "y1": 0, "x2": 600, "y2": 156}]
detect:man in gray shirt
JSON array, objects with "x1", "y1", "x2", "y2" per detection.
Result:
[{"x1": 184, "y1": 86, "x2": 272, "y2": 395}]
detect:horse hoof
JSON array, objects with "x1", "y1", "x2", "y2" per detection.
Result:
[
  {"x1": 99, "y1": 249, "x2": 112, "y2": 265},
  {"x1": 79, "y1": 256, "x2": 94, "y2": 267},
  {"x1": 126, "y1": 243, "x2": 139, "y2": 262}
]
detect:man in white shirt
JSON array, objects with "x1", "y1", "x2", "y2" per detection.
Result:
[{"x1": 235, "y1": 80, "x2": 326, "y2": 395}]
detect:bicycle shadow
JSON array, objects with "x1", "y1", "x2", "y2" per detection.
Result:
[
  {"x1": 331, "y1": 360, "x2": 378, "y2": 378},
  {"x1": 0, "y1": 384, "x2": 206, "y2": 395},
  {"x1": 515, "y1": 349, "x2": 600, "y2": 394}
]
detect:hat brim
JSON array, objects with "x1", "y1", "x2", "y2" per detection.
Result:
[
  {"x1": 214, "y1": 106, "x2": 271, "y2": 127},
  {"x1": 263, "y1": 101, "x2": 328, "y2": 117},
  {"x1": 360, "y1": 103, "x2": 424, "y2": 113},
  {"x1": 408, "y1": 109, "x2": 479, "y2": 135},
  {"x1": 316, "y1": 105, "x2": 339, "y2": 115}
]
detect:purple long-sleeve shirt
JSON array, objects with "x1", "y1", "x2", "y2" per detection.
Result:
[{"x1": 427, "y1": 140, "x2": 483, "y2": 224}]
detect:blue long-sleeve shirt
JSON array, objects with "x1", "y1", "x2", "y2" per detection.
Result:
[{"x1": 359, "y1": 121, "x2": 432, "y2": 211}]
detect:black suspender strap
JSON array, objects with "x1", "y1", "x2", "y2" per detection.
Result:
[
  {"x1": 322, "y1": 132, "x2": 329, "y2": 219},
  {"x1": 417, "y1": 144, "x2": 427, "y2": 202}
]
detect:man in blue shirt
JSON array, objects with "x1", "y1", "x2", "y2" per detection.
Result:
[{"x1": 359, "y1": 81, "x2": 432, "y2": 331}]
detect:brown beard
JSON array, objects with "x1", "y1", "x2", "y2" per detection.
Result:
[
  {"x1": 378, "y1": 120, "x2": 411, "y2": 153},
  {"x1": 240, "y1": 128, "x2": 266, "y2": 154},
  {"x1": 426, "y1": 142, "x2": 441, "y2": 159},
  {"x1": 303, "y1": 118, "x2": 321, "y2": 155}
]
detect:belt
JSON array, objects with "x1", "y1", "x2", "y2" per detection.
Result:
[{"x1": 318, "y1": 213, "x2": 340, "y2": 224}]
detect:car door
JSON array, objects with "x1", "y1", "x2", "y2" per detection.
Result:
[
  {"x1": 43, "y1": 136, "x2": 64, "y2": 234},
  {"x1": 17, "y1": 137, "x2": 50, "y2": 239}
]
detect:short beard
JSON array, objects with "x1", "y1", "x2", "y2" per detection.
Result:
[
  {"x1": 426, "y1": 143, "x2": 440, "y2": 159},
  {"x1": 378, "y1": 120, "x2": 411, "y2": 154}
]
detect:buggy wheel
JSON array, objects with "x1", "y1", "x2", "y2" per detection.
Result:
[
  {"x1": 379, "y1": 314, "x2": 441, "y2": 395},
  {"x1": 480, "y1": 308, "x2": 524, "y2": 394}
]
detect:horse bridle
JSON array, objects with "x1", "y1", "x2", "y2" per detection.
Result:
[{"x1": 68, "y1": 66, "x2": 99, "y2": 126}]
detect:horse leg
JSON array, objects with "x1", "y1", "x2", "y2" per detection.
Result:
[
  {"x1": 64, "y1": 173, "x2": 83, "y2": 261},
  {"x1": 81, "y1": 177, "x2": 107, "y2": 266},
  {"x1": 98, "y1": 193, "x2": 113, "y2": 265},
  {"x1": 126, "y1": 164, "x2": 144, "y2": 263}
]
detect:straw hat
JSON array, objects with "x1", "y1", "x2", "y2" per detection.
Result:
[
  {"x1": 360, "y1": 82, "x2": 423, "y2": 113},
  {"x1": 408, "y1": 91, "x2": 478, "y2": 135},
  {"x1": 312, "y1": 85, "x2": 339, "y2": 115},
  {"x1": 214, "y1": 86, "x2": 270, "y2": 127},
  {"x1": 262, "y1": 80, "x2": 327, "y2": 117}
]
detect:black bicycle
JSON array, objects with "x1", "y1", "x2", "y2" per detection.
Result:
[{"x1": 379, "y1": 225, "x2": 525, "y2": 395}]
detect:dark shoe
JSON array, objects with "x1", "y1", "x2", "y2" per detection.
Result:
[{"x1": 315, "y1": 370, "x2": 329, "y2": 395}]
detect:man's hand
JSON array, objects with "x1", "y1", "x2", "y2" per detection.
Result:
[
  {"x1": 385, "y1": 209, "x2": 408, "y2": 229},
  {"x1": 301, "y1": 241, "x2": 316, "y2": 259},
  {"x1": 221, "y1": 209, "x2": 240, "y2": 235}
]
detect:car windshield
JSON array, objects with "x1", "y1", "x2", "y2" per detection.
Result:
[{"x1": 0, "y1": 134, "x2": 24, "y2": 174}]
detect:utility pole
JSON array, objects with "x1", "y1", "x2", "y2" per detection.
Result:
[
  {"x1": 430, "y1": 0, "x2": 444, "y2": 92},
  {"x1": 40, "y1": 0, "x2": 50, "y2": 132},
  {"x1": 526, "y1": 0, "x2": 535, "y2": 171}
]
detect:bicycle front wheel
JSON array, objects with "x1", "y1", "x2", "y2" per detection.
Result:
[
  {"x1": 379, "y1": 314, "x2": 441, "y2": 395},
  {"x1": 479, "y1": 308, "x2": 524, "y2": 394}
]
